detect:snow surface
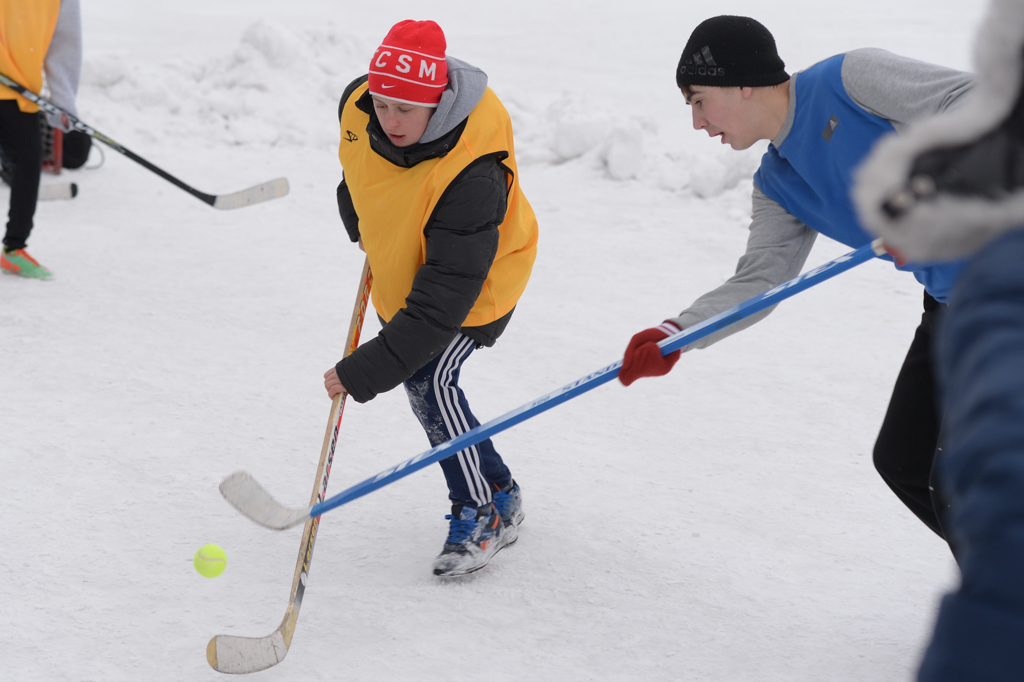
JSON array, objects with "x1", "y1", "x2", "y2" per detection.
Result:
[{"x1": 0, "y1": 1, "x2": 983, "y2": 680}]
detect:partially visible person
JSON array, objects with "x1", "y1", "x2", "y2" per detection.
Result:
[
  {"x1": 914, "y1": 229, "x2": 1024, "y2": 681},
  {"x1": 855, "y1": 1, "x2": 1024, "y2": 678},
  {"x1": 0, "y1": 0, "x2": 81, "y2": 280},
  {"x1": 324, "y1": 20, "x2": 538, "y2": 577}
]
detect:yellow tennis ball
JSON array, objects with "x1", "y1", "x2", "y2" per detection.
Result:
[{"x1": 194, "y1": 544, "x2": 227, "y2": 578}]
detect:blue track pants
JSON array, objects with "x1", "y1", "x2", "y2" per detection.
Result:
[{"x1": 403, "y1": 334, "x2": 512, "y2": 508}]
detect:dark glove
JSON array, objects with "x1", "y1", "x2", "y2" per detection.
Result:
[{"x1": 619, "y1": 321, "x2": 683, "y2": 386}]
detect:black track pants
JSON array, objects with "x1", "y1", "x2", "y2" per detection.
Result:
[
  {"x1": 873, "y1": 291, "x2": 950, "y2": 542},
  {"x1": 0, "y1": 100, "x2": 42, "y2": 251}
]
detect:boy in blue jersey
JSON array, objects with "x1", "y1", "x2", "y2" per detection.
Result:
[{"x1": 619, "y1": 15, "x2": 972, "y2": 553}]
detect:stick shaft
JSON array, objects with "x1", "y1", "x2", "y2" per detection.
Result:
[
  {"x1": 207, "y1": 259, "x2": 372, "y2": 673},
  {"x1": 310, "y1": 240, "x2": 883, "y2": 517},
  {"x1": 281, "y1": 258, "x2": 372, "y2": 644},
  {"x1": 0, "y1": 71, "x2": 285, "y2": 208}
]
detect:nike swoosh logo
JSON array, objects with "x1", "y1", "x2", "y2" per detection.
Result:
[{"x1": 381, "y1": 84, "x2": 395, "y2": 89}]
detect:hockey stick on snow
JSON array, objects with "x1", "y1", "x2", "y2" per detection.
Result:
[
  {"x1": 1, "y1": 168, "x2": 77, "y2": 200},
  {"x1": 37, "y1": 182, "x2": 77, "y2": 201},
  {"x1": 0, "y1": 72, "x2": 288, "y2": 210},
  {"x1": 220, "y1": 239, "x2": 887, "y2": 531},
  {"x1": 207, "y1": 258, "x2": 372, "y2": 674}
]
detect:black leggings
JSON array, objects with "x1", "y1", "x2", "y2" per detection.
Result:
[
  {"x1": 873, "y1": 291, "x2": 950, "y2": 543},
  {"x1": 0, "y1": 99, "x2": 42, "y2": 251}
]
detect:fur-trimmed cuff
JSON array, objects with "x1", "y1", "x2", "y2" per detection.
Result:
[{"x1": 854, "y1": 0, "x2": 1024, "y2": 262}]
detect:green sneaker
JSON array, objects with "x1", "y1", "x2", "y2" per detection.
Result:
[{"x1": 1, "y1": 248, "x2": 53, "y2": 280}]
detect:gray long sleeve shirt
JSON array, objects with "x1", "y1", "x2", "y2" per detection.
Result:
[
  {"x1": 43, "y1": 0, "x2": 82, "y2": 126},
  {"x1": 670, "y1": 48, "x2": 973, "y2": 349}
]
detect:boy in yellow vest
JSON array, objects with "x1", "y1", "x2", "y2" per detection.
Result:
[
  {"x1": 0, "y1": 0, "x2": 81, "y2": 279},
  {"x1": 323, "y1": 20, "x2": 539, "y2": 577}
]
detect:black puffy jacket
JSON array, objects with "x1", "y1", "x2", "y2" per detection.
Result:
[{"x1": 335, "y1": 76, "x2": 515, "y2": 403}]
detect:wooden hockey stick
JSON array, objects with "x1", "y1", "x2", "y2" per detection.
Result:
[{"x1": 207, "y1": 258, "x2": 372, "y2": 674}]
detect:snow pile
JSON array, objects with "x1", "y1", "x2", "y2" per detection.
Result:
[
  {"x1": 503, "y1": 91, "x2": 651, "y2": 179},
  {"x1": 658, "y1": 143, "x2": 765, "y2": 198},
  {"x1": 502, "y1": 90, "x2": 762, "y2": 196},
  {"x1": 82, "y1": 21, "x2": 369, "y2": 148},
  {"x1": 80, "y1": 21, "x2": 760, "y2": 199}
]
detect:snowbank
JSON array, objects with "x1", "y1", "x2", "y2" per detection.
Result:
[
  {"x1": 82, "y1": 21, "x2": 370, "y2": 148},
  {"x1": 79, "y1": 21, "x2": 761, "y2": 198}
]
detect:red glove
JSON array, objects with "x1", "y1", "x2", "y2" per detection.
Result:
[
  {"x1": 619, "y1": 321, "x2": 683, "y2": 386},
  {"x1": 883, "y1": 241, "x2": 909, "y2": 266}
]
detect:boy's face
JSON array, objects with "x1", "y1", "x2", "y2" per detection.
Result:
[
  {"x1": 684, "y1": 86, "x2": 761, "y2": 150},
  {"x1": 372, "y1": 95, "x2": 434, "y2": 147}
]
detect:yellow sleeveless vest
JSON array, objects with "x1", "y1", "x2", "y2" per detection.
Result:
[
  {"x1": 338, "y1": 82, "x2": 538, "y2": 327},
  {"x1": 0, "y1": 0, "x2": 62, "y2": 113}
]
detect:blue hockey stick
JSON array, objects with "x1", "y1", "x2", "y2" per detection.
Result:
[{"x1": 220, "y1": 239, "x2": 886, "y2": 529}]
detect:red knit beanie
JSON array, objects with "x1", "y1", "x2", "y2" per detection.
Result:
[{"x1": 368, "y1": 20, "x2": 449, "y2": 107}]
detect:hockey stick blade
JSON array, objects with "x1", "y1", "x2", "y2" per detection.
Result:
[
  {"x1": 212, "y1": 177, "x2": 289, "y2": 210},
  {"x1": 219, "y1": 472, "x2": 312, "y2": 530},
  {"x1": 39, "y1": 183, "x2": 78, "y2": 201},
  {"x1": 2, "y1": 167, "x2": 76, "y2": 201},
  {"x1": 222, "y1": 240, "x2": 886, "y2": 531},
  {"x1": 209, "y1": 261, "x2": 373, "y2": 674},
  {"x1": 207, "y1": 629, "x2": 289, "y2": 674}
]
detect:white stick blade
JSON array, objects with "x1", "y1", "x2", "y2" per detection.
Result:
[
  {"x1": 38, "y1": 183, "x2": 77, "y2": 201},
  {"x1": 212, "y1": 177, "x2": 289, "y2": 210},
  {"x1": 207, "y1": 631, "x2": 288, "y2": 674},
  {"x1": 219, "y1": 471, "x2": 311, "y2": 530}
]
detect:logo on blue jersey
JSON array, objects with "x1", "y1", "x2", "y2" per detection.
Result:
[{"x1": 822, "y1": 115, "x2": 839, "y2": 142}]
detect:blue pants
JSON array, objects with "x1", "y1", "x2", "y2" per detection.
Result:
[
  {"x1": 917, "y1": 229, "x2": 1024, "y2": 681},
  {"x1": 403, "y1": 334, "x2": 512, "y2": 508}
]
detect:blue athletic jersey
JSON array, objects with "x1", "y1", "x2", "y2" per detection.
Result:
[{"x1": 754, "y1": 54, "x2": 963, "y2": 301}]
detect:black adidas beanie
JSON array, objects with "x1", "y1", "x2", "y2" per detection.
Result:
[{"x1": 676, "y1": 16, "x2": 789, "y2": 88}]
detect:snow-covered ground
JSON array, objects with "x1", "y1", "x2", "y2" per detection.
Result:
[{"x1": 1, "y1": 1, "x2": 984, "y2": 680}]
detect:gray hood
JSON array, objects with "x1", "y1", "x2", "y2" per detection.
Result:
[{"x1": 419, "y1": 56, "x2": 489, "y2": 144}]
